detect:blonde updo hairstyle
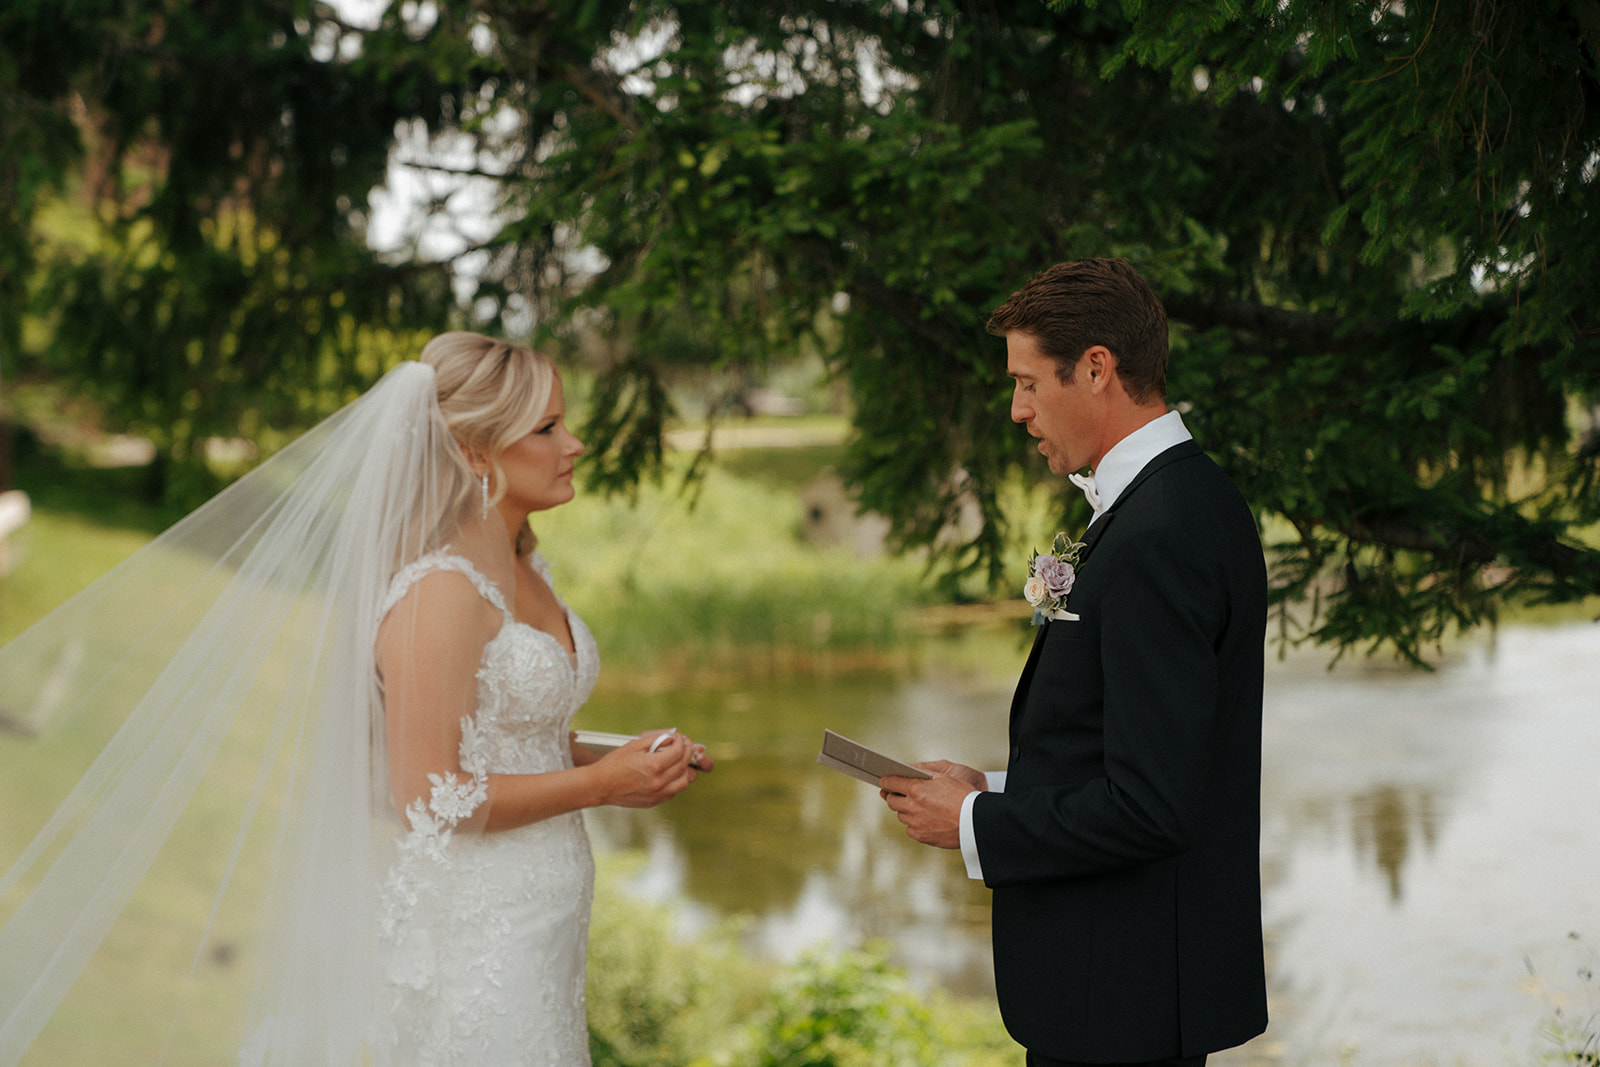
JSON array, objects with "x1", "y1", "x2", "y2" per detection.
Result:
[{"x1": 420, "y1": 331, "x2": 557, "y2": 556}]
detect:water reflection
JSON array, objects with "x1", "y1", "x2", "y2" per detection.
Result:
[
  {"x1": 1349, "y1": 784, "x2": 1441, "y2": 902},
  {"x1": 583, "y1": 659, "x2": 1008, "y2": 996},
  {"x1": 581, "y1": 621, "x2": 1600, "y2": 1065},
  {"x1": 1250, "y1": 623, "x2": 1600, "y2": 1065}
]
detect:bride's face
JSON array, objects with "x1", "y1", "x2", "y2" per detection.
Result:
[{"x1": 497, "y1": 374, "x2": 585, "y2": 514}]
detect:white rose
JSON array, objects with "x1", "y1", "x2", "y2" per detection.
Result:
[{"x1": 1023, "y1": 574, "x2": 1048, "y2": 607}]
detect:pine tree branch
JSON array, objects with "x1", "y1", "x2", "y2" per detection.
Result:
[
  {"x1": 1162, "y1": 291, "x2": 1388, "y2": 351},
  {"x1": 1332, "y1": 510, "x2": 1600, "y2": 594}
]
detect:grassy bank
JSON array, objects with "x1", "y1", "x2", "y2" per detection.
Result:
[
  {"x1": 0, "y1": 428, "x2": 959, "y2": 672},
  {"x1": 535, "y1": 453, "x2": 941, "y2": 688}
]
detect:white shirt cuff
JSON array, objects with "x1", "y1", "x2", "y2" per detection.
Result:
[{"x1": 958, "y1": 771, "x2": 1005, "y2": 881}]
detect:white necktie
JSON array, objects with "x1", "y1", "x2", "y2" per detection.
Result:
[{"x1": 1068, "y1": 471, "x2": 1102, "y2": 515}]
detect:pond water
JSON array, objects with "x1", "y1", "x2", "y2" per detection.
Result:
[{"x1": 581, "y1": 620, "x2": 1600, "y2": 1066}]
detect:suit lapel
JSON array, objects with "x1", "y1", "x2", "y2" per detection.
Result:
[
  {"x1": 1074, "y1": 509, "x2": 1117, "y2": 567},
  {"x1": 1008, "y1": 624, "x2": 1049, "y2": 740},
  {"x1": 1009, "y1": 441, "x2": 1203, "y2": 740},
  {"x1": 1076, "y1": 439, "x2": 1199, "y2": 564}
]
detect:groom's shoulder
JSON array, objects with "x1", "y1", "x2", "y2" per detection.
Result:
[
  {"x1": 1131, "y1": 441, "x2": 1233, "y2": 505},
  {"x1": 1118, "y1": 447, "x2": 1256, "y2": 550}
]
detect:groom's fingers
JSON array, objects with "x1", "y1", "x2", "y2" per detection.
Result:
[
  {"x1": 879, "y1": 775, "x2": 970, "y2": 849},
  {"x1": 879, "y1": 775, "x2": 914, "y2": 798},
  {"x1": 915, "y1": 760, "x2": 985, "y2": 791}
]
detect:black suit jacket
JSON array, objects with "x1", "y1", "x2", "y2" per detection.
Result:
[{"x1": 972, "y1": 440, "x2": 1268, "y2": 1061}]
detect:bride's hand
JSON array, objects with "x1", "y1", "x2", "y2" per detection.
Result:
[
  {"x1": 591, "y1": 731, "x2": 701, "y2": 808},
  {"x1": 687, "y1": 743, "x2": 713, "y2": 773},
  {"x1": 641, "y1": 728, "x2": 713, "y2": 773}
]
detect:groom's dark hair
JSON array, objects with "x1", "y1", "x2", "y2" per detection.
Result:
[{"x1": 987, "y1": 258, "x2": 1168, "y2": 404}]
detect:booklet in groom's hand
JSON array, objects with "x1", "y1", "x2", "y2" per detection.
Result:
[{"x1": 816, "y1": 729, "x2": 932, "y2": 790}]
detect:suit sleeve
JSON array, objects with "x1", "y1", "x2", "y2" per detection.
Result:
[{"x1": 974, "y1": 513, "x2": 1229, "y2": 886}]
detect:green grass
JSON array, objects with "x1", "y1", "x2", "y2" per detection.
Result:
[
  {"x1": 714, "y1": 442, "x2": 851, "y2": 488},
  {"x1": 0, "y1": 431, "x2": 943, "y2": 668},
  {"x1": 535, "y1": 454, "x2": 938, "y2": 684},
  {"x1": 0, "y1": 509, "x2": 158, "y2": 642},
  {"x1": 0, "y1": 419, "x2": 1102, "y2": 696}
]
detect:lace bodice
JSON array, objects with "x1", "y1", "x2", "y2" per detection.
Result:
[{"x1": 382, "y1": 549, "x2": 600, "y2": 779}]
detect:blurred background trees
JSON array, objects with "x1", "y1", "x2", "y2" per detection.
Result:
[{"x1": 1, "y1": 0, "x2": 1596, "y2": 661}]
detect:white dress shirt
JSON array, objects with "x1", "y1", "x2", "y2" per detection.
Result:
[{"x1": 958, "y1": 409, "x2": 1194, "y2": 880}]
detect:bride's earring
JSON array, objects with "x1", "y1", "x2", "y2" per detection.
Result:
[{"x1": 480, "y1": 471, "x2": 491, "y2": 519}]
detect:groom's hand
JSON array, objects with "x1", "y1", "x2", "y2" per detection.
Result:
[
  {"x1": 879, "y1": 772, "x2": 975, "y2": 850},
  {"x1": 912, "y1": 759, "x2": 986, "y2": 791}
]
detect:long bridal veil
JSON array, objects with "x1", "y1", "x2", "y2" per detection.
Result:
[{"x1": 0, "y1": 361, "x2": 513, "y2": 1064}]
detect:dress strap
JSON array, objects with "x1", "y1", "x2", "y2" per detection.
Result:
[
  {"x1": 528, "y1": 549, "x2": 554, "y2": 590},
  {"x1": 380, "y1": 550, "x2": 512, "y2": 621}
]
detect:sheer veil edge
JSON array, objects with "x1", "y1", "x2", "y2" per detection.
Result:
[{"x1": 0, "y1": 361, "x2": 501, "y2": 1065}]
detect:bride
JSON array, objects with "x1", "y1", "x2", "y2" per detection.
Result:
[{"x1": 0, "y1": 332, "x2": 709, "y2": 1065}]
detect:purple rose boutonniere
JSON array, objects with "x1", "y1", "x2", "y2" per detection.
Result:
[{"x1": 1024, "y1": 530, "x2": 1087, "y2": 625}]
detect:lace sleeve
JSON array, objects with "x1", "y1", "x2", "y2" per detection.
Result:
[{"x1": 376, "y1": 566, "x2": 502, "y2": 837}]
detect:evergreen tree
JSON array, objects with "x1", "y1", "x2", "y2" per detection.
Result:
[{"x1": 3, "y1": 0, "x2": 1596, "y2": 660}]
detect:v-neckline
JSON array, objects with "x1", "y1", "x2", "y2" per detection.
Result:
[{"x1": 503, "y1": 610, "x2": 580, "y2": 670}]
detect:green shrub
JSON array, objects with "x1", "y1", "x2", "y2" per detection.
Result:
[
  {"x1": 744, "y1": 944, "x2": 1013, "y2": 1067},
  {"x1": 586, "y1": 856, "x2": 1014, "y2": 1067},
  {"x1": 746, "y1": 946, "x2": 941, "y2": 1067},
  {"x1": 587, "y1": 855, "x2": 771, "y2": 1067}
]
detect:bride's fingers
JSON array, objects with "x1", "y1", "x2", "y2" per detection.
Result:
[
  {"x1": 671, "y1": 735, "x2": 714, "y2": 773},
  {"x1": 608, "y1": 733, "x2": 705, "y2": 803},
  {"x1": 656, "y1": 733, "x2": 702, "y2": 775}
]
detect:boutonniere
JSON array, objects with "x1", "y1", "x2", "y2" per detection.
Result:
[{"x1": 1024, "y1": 530, "x2": 1086, "y2": 625}]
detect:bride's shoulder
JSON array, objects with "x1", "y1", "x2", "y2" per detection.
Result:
[
  {"x1": 376, "y1": 563, "x2": 502, "y2": 649},
  {"x1": 382, "y1": 550, "x2": 506, "y2": 621},
  {"x1": 374, "y1": 569, "x2": 501, "y2": 670}
]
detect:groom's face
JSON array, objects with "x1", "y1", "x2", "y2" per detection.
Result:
[{"x1": 1007, "y1": 331, "x2": 1098, "y2": 476}]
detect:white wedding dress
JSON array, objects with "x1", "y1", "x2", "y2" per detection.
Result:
[{"x1": 372, "y1": 549, "x2": 600, "y2": 1066}]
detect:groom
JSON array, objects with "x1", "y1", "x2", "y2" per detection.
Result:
[{"x1": 882, "y1": 259, "x2": 1268, "y2": 1065}]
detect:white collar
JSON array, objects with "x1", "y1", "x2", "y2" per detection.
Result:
[{"x1": 1086, "y1": 409, "x2": 1192, "y2": 522}]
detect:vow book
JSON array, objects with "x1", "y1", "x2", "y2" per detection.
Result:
[
  {"x1": 572, "y1": 729, "x2": 637, "y2": 753},
  {"x1": 816, "y1": 729, "x2": 931, "y2": 787}
]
